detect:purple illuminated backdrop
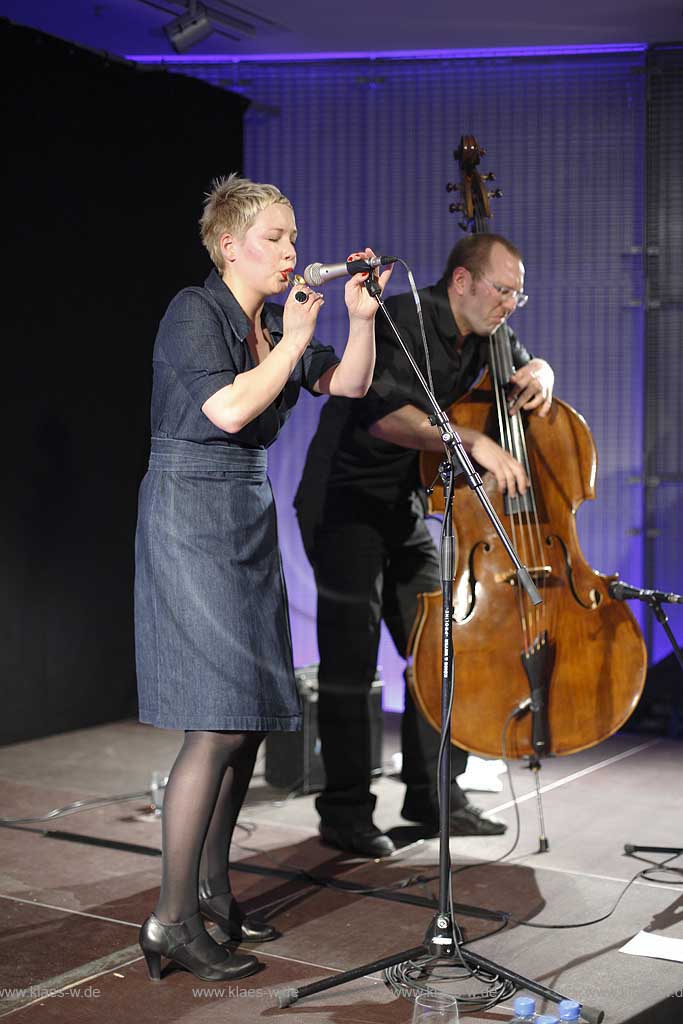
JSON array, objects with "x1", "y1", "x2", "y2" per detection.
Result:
[{"x1": 238, "y1": 49, "x2": 649, "y2": 708}]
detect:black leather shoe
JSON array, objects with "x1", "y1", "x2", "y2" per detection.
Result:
[
  {"x1": 139, "y1": 913, "x2": 260, "y2": 982},
  {"x1": 402, "y1": 799, "x2": 507, "y2": 837},
  {"x1": 448, "y1": 803, "x2": 507, "y2": 836},
  {"x1": 319, "y1": 823, "x2": 396, "y2": 858},
  {"x1": 198, "y1": 882, "x2": 280, "y2": 943}
]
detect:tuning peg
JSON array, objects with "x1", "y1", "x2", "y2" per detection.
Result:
[
  {"x1": 488, "y1": 188, "x2": 503, "y2": 199},
  {"x1": 482, "y1": 172, "x2": 496, "y2": 182},
  {"x1": 446, "y1": 182, "x2": 461, "y2": 192},
  {"x1": 449, "y1": 202, "x2": 464, "y2": 213}
]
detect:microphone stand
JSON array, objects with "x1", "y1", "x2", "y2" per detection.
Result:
[
  {"x1": 622, "y1": 587, "x2": 683, "y2": 859},
  {"x1": 277, "y1": 277, "x2": 603, "y2": 1022}
]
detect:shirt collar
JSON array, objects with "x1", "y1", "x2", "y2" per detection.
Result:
[
  {"x1": 429, "y1": 277, "x2": 462, "y2": 345},
  {"x1": 204, "y1": 269, "x2": 283, "y2": 343},
  {"x1": 430, "y1": 277, "x2": 487, "y2": 349}
]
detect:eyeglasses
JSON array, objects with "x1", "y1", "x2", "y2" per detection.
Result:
[{"x1": 480, "y1": 275, "x2": 529, "y2": 308}]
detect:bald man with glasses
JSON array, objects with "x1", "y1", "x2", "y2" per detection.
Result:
[{"x1": 295, "y1": 233, "x2": 555, "y2": 858}]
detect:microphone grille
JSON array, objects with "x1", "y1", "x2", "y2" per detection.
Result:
[{"x1": 303, "y1": 262, "x2": 323, "y2": 287}]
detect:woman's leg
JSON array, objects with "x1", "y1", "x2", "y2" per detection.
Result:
[
  {"x1": 200, "y1": 730, "x2": 265, "y2": 891},
  {"x1": 155, "y1": 729, "x2": 261, "y2": 924}
]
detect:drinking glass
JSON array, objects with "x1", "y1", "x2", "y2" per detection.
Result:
[{"x1": 411, "y1": 991, "x2": 460, "y2": 1022}]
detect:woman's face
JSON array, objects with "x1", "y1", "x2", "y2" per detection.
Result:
[{"x1": 224, "y1": 202, "x2": 297, "y2": 297}]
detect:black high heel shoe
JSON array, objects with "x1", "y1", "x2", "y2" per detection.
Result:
[
  {"x1": 198, "y1": 880, "x2": 280, "y2": 943},
  {"x1": 139, "y1": 913, "x2": 260, "y2": 981}
]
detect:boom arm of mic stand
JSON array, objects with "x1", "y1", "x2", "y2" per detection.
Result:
[{"x1": 370, "y1": 287, "x2": 541, "y2": 607}]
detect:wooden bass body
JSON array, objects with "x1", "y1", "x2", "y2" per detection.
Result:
[{"x1": 410, "y1": 371, "x2": 647, "y2": 759}]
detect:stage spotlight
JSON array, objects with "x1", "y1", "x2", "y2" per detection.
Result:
[{"x1": 164, "y1": 3, "x2": 214, "y2": 53}]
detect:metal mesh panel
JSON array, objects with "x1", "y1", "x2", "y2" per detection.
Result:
[
  {"x1": 647, "y1": 308, "x2": 683, "y2": 478},
  {"x1": 647, "y1": 50, "x2": 683, "y2": 477},
  {"x1": 644, "y1": 48, "x2": 683, "y2": 656},
  {"x1": 649, "y1": 483, "x2": 683, "y2": 664}
]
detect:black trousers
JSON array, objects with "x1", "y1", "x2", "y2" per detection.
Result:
[{"x1": 298, "y1": 492, "x2": 468, "y2": 828}]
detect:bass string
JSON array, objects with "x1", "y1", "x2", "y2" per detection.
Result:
[
  {"x1": 506, "y1": 353, "x2": 547, "y2": 644},
  {"x1": 472, "y1": 203, "x2": 531, "y2": 639},
  {"x1": 475, "y1": 199, "x2": 546, "y2": 649},
  {"x1": 489, "y1": 330, "x2": 546, "y2": 649},
  {"x1": 514, "y1": 393, "x2": 550, "y2": 643},
  {"x1": 488, "y1": 333, "x2": 532, "y2": 650}
]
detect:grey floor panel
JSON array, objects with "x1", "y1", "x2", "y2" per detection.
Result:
[{"x1": 1, "y1": 718, "x2": 682, "y2": 1023}]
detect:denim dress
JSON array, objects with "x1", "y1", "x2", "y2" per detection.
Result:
[{"x1": 134, "y1": 271, "x2": 339, "y2": 731}]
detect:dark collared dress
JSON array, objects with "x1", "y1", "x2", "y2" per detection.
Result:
[{"x1": 134, "y1": 270, "x2": 339, "y2": 732}]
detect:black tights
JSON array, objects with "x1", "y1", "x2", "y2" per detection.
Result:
[{"x1": 156, "y1": 730, "x2": 264, "y2": 924}]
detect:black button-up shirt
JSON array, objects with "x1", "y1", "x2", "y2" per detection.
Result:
[
  {"x1": 295, "y1": 277, "x2": 532, "y2": 509},
  {"x1": 150, "y1": 270, "x2": 339, "y2": 448}
]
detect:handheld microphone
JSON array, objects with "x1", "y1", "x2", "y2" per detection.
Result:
[
  {"x1": 303, "y1": 255, "x2": 397, "y2": 287},
  {"x1": 608, "y1": 580, "x2": 683, "y2": 605}
]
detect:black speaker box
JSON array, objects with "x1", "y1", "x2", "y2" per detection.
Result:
[
  {"x1": 265, "y1": 664, "x2": 384, "y2": 794},
  {"x1": 624, "y1": 653, "x2": 683, "y2": 737}
]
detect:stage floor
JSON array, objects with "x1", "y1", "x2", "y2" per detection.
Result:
[{"x1": 1, "y1": 716, "x2": 682, "y2": 1023}]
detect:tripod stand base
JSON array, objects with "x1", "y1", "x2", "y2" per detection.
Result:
[
  {"x1": 274, "y1": 940, "x2": 605, "y2": 1022},
  {"x1": 625, "y1": 843, "x2": 683, "y2": 856}
]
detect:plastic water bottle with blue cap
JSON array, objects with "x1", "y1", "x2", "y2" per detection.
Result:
[
  {"x1": 558, "y1": 1000, "x2": 581, "y2": 1021},
  {"x1": 511, "y1": 995, "x2": 536, "y2": 1022}
]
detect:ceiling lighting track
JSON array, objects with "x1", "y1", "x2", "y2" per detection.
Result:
[{"x1": 134, "y1": 0, "x2": 286, "y2": 52}]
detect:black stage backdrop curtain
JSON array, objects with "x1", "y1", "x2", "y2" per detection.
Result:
[{"x1": 0, "y1": 21, "x2": 248, "y2": 744}]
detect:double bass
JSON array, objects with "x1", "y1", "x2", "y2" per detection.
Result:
[{"x1": 409, "y1": 137, "x2": 647, "y2": 760}]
